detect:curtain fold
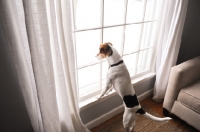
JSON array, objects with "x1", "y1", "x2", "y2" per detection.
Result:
[
  {"x1": 0, "y1": 0, "x2": 90, "y2": 132},
  {"x1": 153, "y1": 0, "x2": 188, "y2": 102}
]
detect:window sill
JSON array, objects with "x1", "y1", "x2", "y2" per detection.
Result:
[{"x1": 79, "y1": 72, "x2": 156, "y2": 111}]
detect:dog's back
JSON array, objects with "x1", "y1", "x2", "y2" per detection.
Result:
[{"x1": 109, "y1": 63, "x2": 135, "y2": 99}]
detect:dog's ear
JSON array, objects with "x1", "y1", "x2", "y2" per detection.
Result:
[
  {"x1": 100, "y1": 47, "x2": 105, "y2": 53},
  {"x1": 105, "y1": 44, "x2": 111, "y2": 52},
  {"x1": 106, "y1": 42, "x2": 113, "y2": 46},
  {"x1": 105, "y1": 44, "x2": 113, "y2": 56}
]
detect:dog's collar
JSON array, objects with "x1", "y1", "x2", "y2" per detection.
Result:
[{"x1": 110, "y1": 60, "x2": 123, "y2": 67}]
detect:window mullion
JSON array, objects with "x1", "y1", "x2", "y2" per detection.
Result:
[
  {"x1": 134, "y1": 25, "x2": 143, "y2": 75},
  {"x1": 71, "y1": 0, "x2": 81, "y2": 97},
  {"x1": 123, "y1": 46, "x2": 153, "y2": 57},
  {"x1": 121, "y1": 0, "x2": 128, "y2": 56},
  {"x1": 134, "y1": 0, "x2": 148, "y2": 75},
  {"x1": 74, "y1": 20, "x2": 157, "y2": 33},
  {"x1": 100, "y1": 0, "x2": 104, "y2": 90}
]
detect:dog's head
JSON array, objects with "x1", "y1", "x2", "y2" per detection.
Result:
[{"x1": 96, "y1": 42, "x2": 113, "y2": 60}]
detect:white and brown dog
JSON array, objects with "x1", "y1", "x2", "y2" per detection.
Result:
[{"x1": 96, "y1": 42, "x2": 171, "y2": 132}]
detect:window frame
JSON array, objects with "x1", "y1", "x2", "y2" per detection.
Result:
[{"x1": 72, "y1": 0, "x2": 158, "y2": 102}]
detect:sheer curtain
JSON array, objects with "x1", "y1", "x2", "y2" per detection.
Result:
[
  {"x1": 0, "y1": 0, "x2": 89, "y2": 132},
  {"x1": 153, "y1": 0, "x2": 188, "y2": 102}
]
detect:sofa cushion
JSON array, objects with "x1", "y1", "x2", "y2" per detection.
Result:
[{"x1": 177, "y1": 80, "x2": 200, "y2": 114}]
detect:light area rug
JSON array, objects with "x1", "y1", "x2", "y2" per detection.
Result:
[{"x1": 95, "y1": 106, "x2": 182, "y2": 132}]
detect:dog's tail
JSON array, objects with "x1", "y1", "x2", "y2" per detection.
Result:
[
  {"x1": 144, "y1": 112, "x2": 172, "y2": 122},
  {"x1": 137, "y1": 108, "x2": 172, "y2": 122}
]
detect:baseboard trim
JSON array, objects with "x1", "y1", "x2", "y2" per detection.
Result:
[
  {"x1": 137, "y1": 89, "x2": 153, "y2": 102},
  {"x1": 86, "y1": 104, "x2": 124, "y2": 130},
  {"x1": 86, "y1": 89, "x2": 153, "y2": 130}
]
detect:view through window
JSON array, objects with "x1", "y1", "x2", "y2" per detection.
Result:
[{"x1": 72, "y1": 0, "x2": 160, "y2": 100}]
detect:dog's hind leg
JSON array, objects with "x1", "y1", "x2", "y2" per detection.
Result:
[
  {"x1": 123, "y1": 110, "x2": 133, "y2": 132},
  {"x1": 123, "y1": 116, "x2": 130, "y2": 132},
  {"x1": 129, "y1": 114, "x2": 137, "y2": 132},
  {"x1": 130, "y1": 120, "x2": 136, "y2": 132},
  {"x1": 123, "y1": 122, "x2": 130, "y2": 132}
]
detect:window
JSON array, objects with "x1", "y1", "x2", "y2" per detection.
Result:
[{"x1": 72, "y1": 0, "x2": 160, "y2": 101}]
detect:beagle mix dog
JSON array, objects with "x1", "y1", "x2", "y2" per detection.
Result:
[{"x1": 96, "y1": 42, "x2": 171, "y2": 132}]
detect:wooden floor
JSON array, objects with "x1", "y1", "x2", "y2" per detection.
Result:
[{"x1": 91, "y1": 96, "x2": 199, "y2": 132}]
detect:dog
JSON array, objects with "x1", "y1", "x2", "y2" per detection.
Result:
[{"x1": 96, "y1": 42, "x2": 172, "y2": 132}]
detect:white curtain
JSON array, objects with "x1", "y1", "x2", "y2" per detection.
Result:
[
  {"x1": 0, "y1": 0, "x2": 90, "y2": 132},
  {"x1": 153, "y1": 0, "x2": 188, "y2": 102}
]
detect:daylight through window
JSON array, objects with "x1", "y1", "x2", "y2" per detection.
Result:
[{"x1": 72, "y1": 0, "x2": 160, "y2": 100}]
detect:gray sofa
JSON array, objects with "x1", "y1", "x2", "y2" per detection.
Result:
[{"x1": 163, "y1": 56, "x2": 200, "y2": 131}]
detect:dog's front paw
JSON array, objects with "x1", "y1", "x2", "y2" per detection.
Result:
[
  {"x1": 95, "y1": 96, "x2": 101, "y2": 100},
  {"x1": 130, "y1": 128, "x2": 134, "y2": 132},
  {"x1": 105, "y1": 92, "x2": 110, "y2": 95},
  {"x1": 106, "y1": 90, "x2": 112, "y2": 95}
]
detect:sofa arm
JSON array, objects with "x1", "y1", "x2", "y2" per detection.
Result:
[{"x1": 163, "y1": 56, "x2": 200, "y2": 112}]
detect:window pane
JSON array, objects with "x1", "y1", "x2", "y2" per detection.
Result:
[
  {"x1": 104, "y1": 0, "x2": 125, "y2": 26},
  {"x1": 137, "y1": 49, "x2": 153, "y2": 73},
  {"x1": 76, "y1": 30, "x2": 100, "y2": 66},
  {"x1": 102, "y1": 61, "x2": 109, "y2": 86},
  {"x1": 126, "y1": 0, "x2": 146, "y2": 23},
  {"x1": 144, "y1": 0, "x2": 160, "y2": 21},
  {"x1": 124, "y1": 24, "x2": 142, "y2": 54},
  {"x1": 102, "y1": 61, "x2": 109, "y2": 80},
  {"x1": 75, "y1": 0, "x2": 101, "y2": 30},
  {"x1": 140, "y1": 22, "x2": 157, "y2": 49},
  {"x1": 103, "y1": 26, "x2": 123, "y2": 55},
  {"x1": 123, "y1": 53, "x2": 137, "y2": 77},
  {"x1": 78, "y1": 64, "x2": 100, "y2": 97}
]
